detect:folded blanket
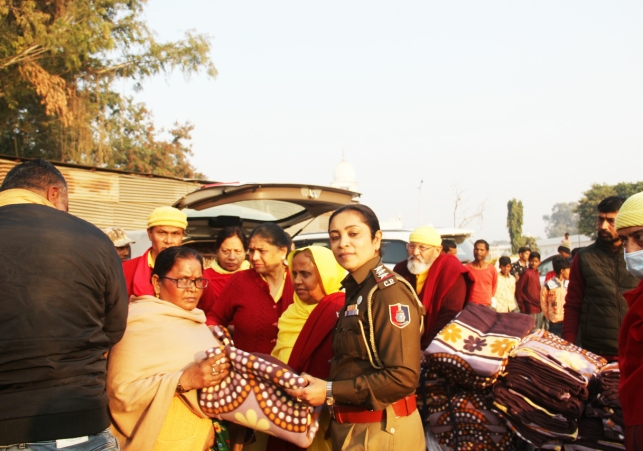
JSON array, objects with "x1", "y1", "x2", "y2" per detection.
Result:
[
  {"x1": 505, "y1": 356, "x2": 588, "y2": 401},
  {"x1": 565, "y1": 418, "x2": 626, "y2": 451},
  {"x1": 585, "y1": 361, "x2": 625, "y2": 445},
  {"x1": 510, "y1": 330, "x2": 607, "y2": 384},
  {"x1": 199, "y1": 327, "x2": 323, "y2": 448},
  {"x1": 428, "y1": 394, "x2": 514, "y2": 450},
  {"x1": 425, "y1": 304, "x2": 534, "y2": 389},
  {"x1": 492, "y1": 383, "x2": 578, "y2": 446},
  {"x1": 502, "y1": 372, "x2": 585, "y2": 418}
]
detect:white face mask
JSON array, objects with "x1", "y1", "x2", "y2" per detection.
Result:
[{"x1": 624, "y1": 248, "x2": 643, "y2": 279}]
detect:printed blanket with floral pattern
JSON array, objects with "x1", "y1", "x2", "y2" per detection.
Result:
[{"x1": 424, "y1": 303, "x2": 535, "y2": 389}]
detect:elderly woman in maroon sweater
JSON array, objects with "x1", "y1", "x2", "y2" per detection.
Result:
[{"x1": 207, "y1": 223, "x2": 294, "y2": 355}]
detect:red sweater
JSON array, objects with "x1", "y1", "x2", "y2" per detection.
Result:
[
  {"x1": 619, "y1": 280, "x2": 643, "y2": 427},
  {"x1": 516, "y1": 268, "x2": 541, "y2": 314},
  {"x1": 465, "y1": 263, "x2": 497, "y2": 306},
  {"x1": 197, "y1": 268, "x2": 234, "y2": 317},
  {"x1": 208, "y1": 269, "x2": 294, "y2": 355}
]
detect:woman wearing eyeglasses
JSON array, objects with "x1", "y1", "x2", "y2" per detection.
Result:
[
  {"x1": 208, "y1": 223, "x2": 294, "y2": 355},
  {"x1": 199, "y1": 226, "x2": 250, "y2": 319},
  {"x1": 107, "y1": 246, "x2": 230, "y2": 451}
]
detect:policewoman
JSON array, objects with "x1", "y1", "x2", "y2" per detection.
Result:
[{"x1": 287, "y1": 204, "x2": 426, "y2": 450}]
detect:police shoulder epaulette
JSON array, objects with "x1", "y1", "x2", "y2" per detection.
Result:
[
  {"x1": 371, "y1": 264, "x2": 396, "y2": 290},
  {"x1": 546, "y1": 278, "x2": 561, "y2": 290}
]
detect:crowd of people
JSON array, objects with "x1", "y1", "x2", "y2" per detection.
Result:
[{"x1": 1, "y1": 158, "x2": 643, "y2": 451}]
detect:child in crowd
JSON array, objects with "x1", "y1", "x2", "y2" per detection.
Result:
[
  {"x1": 516, "y1": 252, "x2": 544, "y2": 329},
  {"x1": 494, "y1": 256, "x2": 519, "y2": 312},
  {"x1": 540, "y1": 256, "x2": 571, "y2": 337}
]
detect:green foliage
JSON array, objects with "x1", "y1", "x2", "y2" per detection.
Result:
[
  {"x1": 506, "y1": 198, "x2": 524, "y2": 254},
  {"x1": 523, "y1": 236, "x2": 539, "y2": 253},
  {"x1": 543, "y1": 202, "x2": 578, "y2": 238},
  {"x1": 0, "y1": 0, "x2": 215, "y2": 178},
  {"x1": 576, "y1": 181, "x2": 643, "y2": 238}
]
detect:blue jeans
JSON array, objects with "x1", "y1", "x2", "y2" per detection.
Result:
[{"x1": 0, "y1": 429, "x2": 120, "y2": 451}]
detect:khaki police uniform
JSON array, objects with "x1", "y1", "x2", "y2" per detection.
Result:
[{"x1": 329, "y1": 256, "x2": 426, "y2": 451}]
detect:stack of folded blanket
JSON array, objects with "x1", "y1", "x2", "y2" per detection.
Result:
[
  {"x1": 424, "y1": 303, "x2": 535, "y2": 390},
  {"x1": 420, "y1": 304, "x2": 536, "y2": 450},
  {"x1": 577, "y1": 363, "x2": 625, "y2": 449},
  {"x1": 425, "y1": 382, "x2": 516, "y2": 451},
  {"x1": 492, "y1": 330, "x2": 607, "y2": 448}
]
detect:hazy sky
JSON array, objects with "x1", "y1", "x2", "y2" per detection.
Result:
[{"x1": 133, "y1": 1, "x2": 643, "y2": 242}]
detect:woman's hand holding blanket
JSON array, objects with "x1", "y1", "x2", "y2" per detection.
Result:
[{"x1": 178, "y1": 349, "x2": 230, "y2": 391}]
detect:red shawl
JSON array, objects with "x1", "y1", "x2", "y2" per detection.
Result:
[
  {"x1": 619, "y1": 279, "x2": 643, "y2": 427},
  {"x1": 266, "y1": 292, "x2": 344, "y2": 451},
  {"x1": 122, "y1": 248, "x2": 154, "y2": 298},
  {"x1": 394, "y1": 253, "x2": 470, "y2": 348},
  {"x1": 287, "y1": 292, "x2": 344, "y2": 378}
]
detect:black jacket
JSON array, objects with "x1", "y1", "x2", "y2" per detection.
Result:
[
  {"x1": 576, "y1": 240, "x2": 638, "y2": 357},
  {"x1": 0, "y1": 204, "x2": 128, "y2": 444}
]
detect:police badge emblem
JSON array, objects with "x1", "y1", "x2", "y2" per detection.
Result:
[{"x1": 389, "y1": 303, "x2": 410, "y2": 328}]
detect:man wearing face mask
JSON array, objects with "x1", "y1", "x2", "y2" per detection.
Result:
[
  {"x1": 394, "y1": 226, "x2": 471, "y2": 348},
  {"x1": 562, "y1": 196, "x2": 639, "y2": 361},
  {"x1": 615, "y1": 192, "x2": 643, "y2": 450}
]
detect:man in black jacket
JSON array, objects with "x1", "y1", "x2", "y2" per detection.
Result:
[
  {"x1": 0, "y1": 160, "x2": 128, "y2": 449},
  {"x1": 562, "y1": 196, "x2": 639, "y2": 361}
]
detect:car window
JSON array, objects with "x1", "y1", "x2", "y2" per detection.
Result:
[
  {"x1": 539, "y1": 258, "x2": 554, "y2": 276},
  {"x1": 455, "y1": 240, "x2": 474, "y2": 264},
  {"x1": 382, "y1": 240, "x2": 408, "y2": 266},
  {"x1": 293, "y1": 238, "x2": 331, "y2": 249}
]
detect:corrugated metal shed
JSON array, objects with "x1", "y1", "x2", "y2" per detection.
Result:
[{"x1": 0, "y1": 156, "x2": 211, "y2": 230}]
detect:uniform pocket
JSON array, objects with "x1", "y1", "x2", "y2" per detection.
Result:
[{"x1": 334, "y1": 317, "x2": 369, "y2": 358}]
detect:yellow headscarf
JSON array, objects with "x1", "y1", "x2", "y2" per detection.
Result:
[
  {"x1": 271, "y1": 246, "x2": 345, "y2": 364},
  {"x1": 0, "y1": 188, "x2": 55, "y2": 209}
]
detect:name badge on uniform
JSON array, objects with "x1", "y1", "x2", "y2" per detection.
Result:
[{"x1": 389, "y1": 303, "x2": 410, "y2": 328}]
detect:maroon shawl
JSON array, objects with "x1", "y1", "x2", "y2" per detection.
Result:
[{"x1": 395, "y1": 253, "x2": 470, "y2": 348}]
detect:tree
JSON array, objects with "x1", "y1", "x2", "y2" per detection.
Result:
[
  {"x1": 452, "y1": 184, "x2": 486, "y2": 228},
  {"x1": 0, "y1": 0, "x2": 215, "y2": 177},
  {"x1": 576, "y1": 181, "x2": 643, "y2": 238},
  {"x1": 523, "y1": 235, "x2": 540, "y2": 253},
  {"x1": 543, "y1": 202, "x2": 578, "y2": 238},
  {"x1": 507, "y1": 198, "x2": 524, "y2": 254}
]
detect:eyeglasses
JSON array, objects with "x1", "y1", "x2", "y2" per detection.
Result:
[
  {"x1": 406, "y1": 243, "x2": 434, "y2": 253},
  {"x1": 161, "y1": 277, "x2": 209, "y2": 289}
]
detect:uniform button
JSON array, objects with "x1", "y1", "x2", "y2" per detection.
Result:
[
  {"x1": 273, "y1": 305, "x2": 277, "y2": 309},
  {"x1": 272, "y1": 322, "x2": 278, "y2": 327},
  {"x1": 390, "y1": 428, "x2": 396, "y2": 434},
  {"x1": 271, "y1": 338, "x2": 276, "y2": 343}
]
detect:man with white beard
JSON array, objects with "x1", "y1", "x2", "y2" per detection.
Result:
[{"x1": 394, "y1": 226, "x2": 472, "y2": 349}]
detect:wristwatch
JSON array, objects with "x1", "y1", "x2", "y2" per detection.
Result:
[
  {"x1": 325, "y1": 381, "x2": 334, "y2": 406},
  {"x1": 176, "y1": 383, "x2": 189, "y2": 394}
]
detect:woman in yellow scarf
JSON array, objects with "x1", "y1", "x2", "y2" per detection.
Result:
[{"x1": 268, "y1": 246, "x2": 346, "y2": 451}]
